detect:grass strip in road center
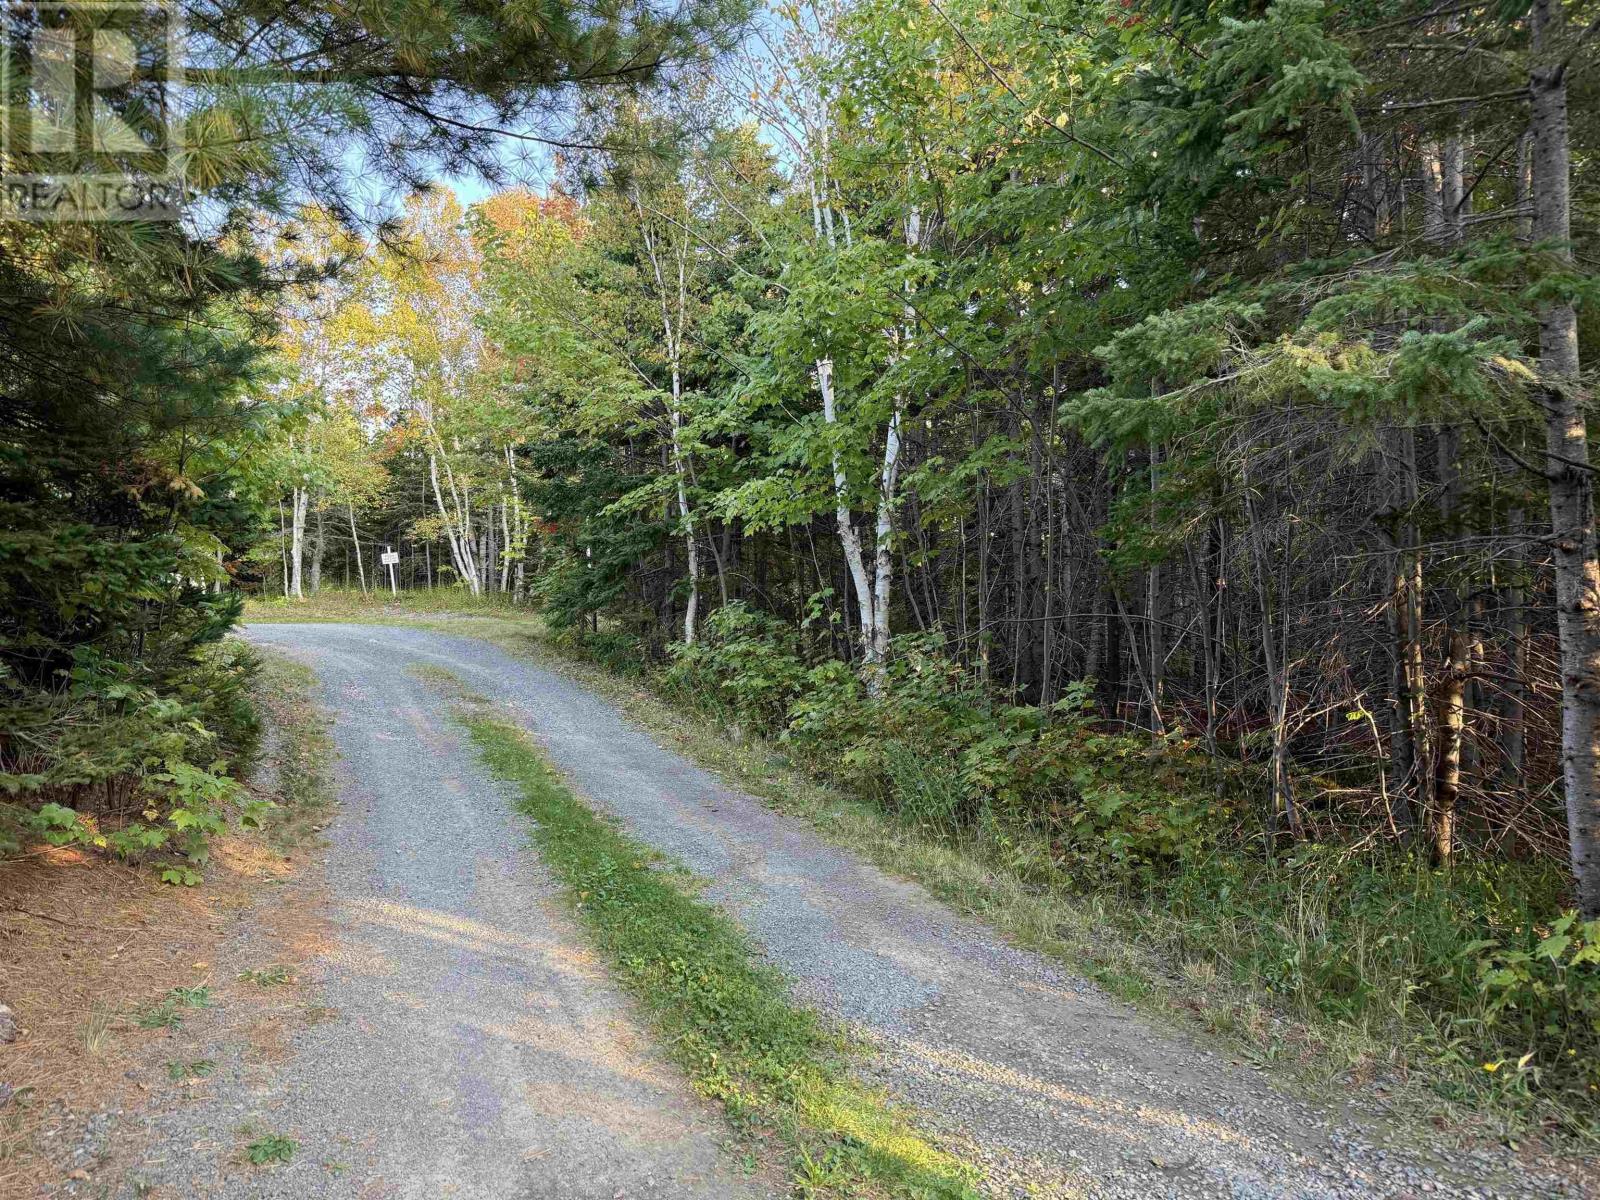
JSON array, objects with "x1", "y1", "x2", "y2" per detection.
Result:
[{"x1": 439, "y1": 687, "x2": 980, "y2": 1199}]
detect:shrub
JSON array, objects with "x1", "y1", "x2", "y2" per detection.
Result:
[
  {"x1": 181, "y1": 640, "x2": 264, "y2": 771},
  {"x1": 1469, "y1": 912, "x2": 1600, "y2": 1104},
  {"x1": 785, "y1": 643, "x2": 1226, "y2": 879},
  {"x1": 0, "y1": 634, "x2": 270, "y2": 876},
  {"x1": 664, "y1": 603, "x2": 808, "y2": 733},
  {"x1": 988, "y1": 704, "x2": 1230, "y2": 878},
  {"x1": 555, "y1": 627, "x2": 651, "y2": 678}
]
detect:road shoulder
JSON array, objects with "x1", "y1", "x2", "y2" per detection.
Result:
[{"x1": 0, "y1": 649, "x2": 337, "y2": 1198}]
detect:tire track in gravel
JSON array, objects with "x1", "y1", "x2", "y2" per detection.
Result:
[
  {"x1": 126, "y1": 634, "x2": 768, "y2": 1200},
  {"x1": 244, "y1": 623, "x2": 1590, "y2": 1200}
]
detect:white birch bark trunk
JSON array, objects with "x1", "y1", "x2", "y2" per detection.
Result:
[
  {"x1": 290, "y1": 484, "x2": 307, "y2": 600},
  {"x1": 348, "y1": 503, "x2": 367, "y2": 596},
  {"x1": 633, "y1": 185, "x2": 701, "y2": 644},
  {"x1": 499, "y1": 495, "x2": 513, "y2": 594},
  {"x1": 869, "y1": 407, "x2": 901, "y2": 669},
  {"x1": 817, "y1": 357, "x2": 877, "y2": 658},
  {"x1": 429, "y1": 450, "x2": 480, "y2": 594},
  {"x1": 672, "y1": 383, "x2": 700, "y2": 645},
  {"x1": 278, "y1": 498, "x2": 289, "y2": 598},
  {"x1": 1531, "y1": 0, "x2": 1600, "y2": 915},
  {"x1": 424, "y1": 411, "x2": 481, "y2": 596},
  {"x1": 506, "y1": 445, "x2": 528, "y2": 603}
]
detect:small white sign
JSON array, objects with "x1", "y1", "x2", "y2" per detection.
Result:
[{"x1": 380, "y1": 551, "x2": 400, "y2": 566}]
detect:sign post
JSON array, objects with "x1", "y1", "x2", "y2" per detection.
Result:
[{"x1": 380, "y1": 546, "x2": 400, "y2": 596}]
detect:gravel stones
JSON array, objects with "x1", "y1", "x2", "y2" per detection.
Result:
[{"x1": 240, "y1": 624, "x2": 1590, "y2": 1200}]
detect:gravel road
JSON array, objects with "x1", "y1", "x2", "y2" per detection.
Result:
[
  {"x1": 116, "y1": 630, "x2": 768, "y2": 1200},
  {"x1": 239, "y1": 623, "x2": 1588, "y2": 1200}
]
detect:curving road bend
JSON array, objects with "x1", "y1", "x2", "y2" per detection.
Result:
[{"x1": 225, "y1": 623, "x2": 1582, "y2": 1200}]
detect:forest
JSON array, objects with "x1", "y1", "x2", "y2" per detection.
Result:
[{"x1": 4, "y1": 0, "x2": 1600, "y2": 1145}]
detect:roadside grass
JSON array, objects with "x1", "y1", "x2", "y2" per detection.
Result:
[
  {"x1": 247, "y1": 651, "x2": 338, "y2": 851},
  {"x1": 246, "y1": 592, "x2": 1596, "y2": 1149},
  {"x1": 428, "y1": 674, "x2": 979, "y2": 1199},
  {"x1": 246, "y1": 588, "x2": 524, "y2": 623},
  {"x1": 237, "y1": 965, "x2": 295, "y2": 987}
]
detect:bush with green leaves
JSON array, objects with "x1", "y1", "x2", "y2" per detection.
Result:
[
  {"x1": 666, "y1": 616, "x2": 1228, "y2": 878},
  {"x1": 664, "y1": 603, "x2": 809, "y2": 730},
  {"x1": 552, "y1": 627, "x2": 652, "y2": 679},
  {"x1": 1468, "y1": 912, "x2": 1600, "y2": 1104},
  {"x1": 0, "y1": 638, "x2": 272, "y2": 878}
]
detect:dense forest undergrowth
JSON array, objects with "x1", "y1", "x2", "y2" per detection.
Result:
[{"x1": 247, "y1": 589, "x2": 1600, "y2": 1146}]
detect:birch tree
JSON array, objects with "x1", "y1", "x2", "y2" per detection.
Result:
[
  {"x1": 725, "y1": 0, "x2": 913, "y2": 683},
  {"x1": 1529, "y1": 0, "x2": 1600, "y2": 915},
  {"x1": 627, "y1": 172, "x2": 705, "y2": 643},
  {"x1": 369, "y1": 193, "x2": 489, "y2": 594}
]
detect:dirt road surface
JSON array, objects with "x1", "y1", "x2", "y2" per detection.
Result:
[
  {"x1": 111, "y1": 628, "x2": 767, "y2": 1200},
  {"x1": 209, "y1": 623, "x2": 1585, "y2": 1200}
]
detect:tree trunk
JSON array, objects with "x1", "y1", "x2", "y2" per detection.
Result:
[
  {"x1": 428, "y1": 450, "x2": 480, "y2": 595},
  {"x1": 1501, "y1": 508, "x2": 1528, "y2": 783},
  {"x1": 672, "y1": 388, "x2": 700, "y2": 645},
  {"x1": 1244, "y1": 485, "x2": 1298, "y2": 844},
  {"x1": 349, "y1": 503, "x2": 367, "y2": 596},
  {"x1": 1146, "y1": 443, "x2": 1166, "y2": 733},
  {"x1": 869, "y1": 402, "x2": 901, "y2": 672},
  {"x1": 1420, "y1": 139, "x2": 1448, "y2": 245},
  {"x1": 278, "y1": 498, "x2": 290, "y2": 599},
  {"x1": 1432, "y1": 424, "x2": 1466, "y2": 862},
  {"x1": 500, "y1": 499, "x2": 513, "y2": 594},
  {"x1": 633, "y1": 187, "x2": 702, "y2": 645},
  {"x1": 1387, "y1": 546, "x2": 1417, "y2": 834},
  {"x1": 290, "y1": 486, "x2": 307, "y2": 600},
  {"x1": 308, "y1": 503, "x2": 326, "y2": 597},
  {"x1": 1435, "y1": 626, "x2": 1468, "y2": 864},
  {"x1": 818, "y1": 357, "x2": 880, "y2": 681},
  {"x1": 1532, "y1": 0, "x2": 1600, "y2": 915},
  {"x1": 1398, "y1": 428, "x2": 1433, "y2": 822}
]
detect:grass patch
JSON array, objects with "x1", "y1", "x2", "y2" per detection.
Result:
[
  {"x1": 451, "y1": 697, "x2": 978, "y2": 1199},
  {"x1": 134, "y1": 984, "x2": 215, "y2": 1031},
  {"x1": 133, "y1": 998, "x2": 182, "y2": 1030},
  {"x1": 247, "y1": 651, "x2": 338, "y2": 850},
  {"x1": 244, "y1": 1133, "x2": 296, "y2": 1166},
  {"x1": 237, "y1": 964, "x2": 294, "y2": 987},
  {"x1": 166, "y1": 1059, "x2": 216, "y2": 1081},
  {"x1": 245, "y1": 588, "x2": 526, "y2": 624},
  {"x1": 80, "y1": 1003, "x2": 114, "y2": 1057}
]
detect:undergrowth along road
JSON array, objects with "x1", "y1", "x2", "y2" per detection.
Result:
[{"x1": 0, "y1": 650, "x2": 337, "y2": 1196}]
